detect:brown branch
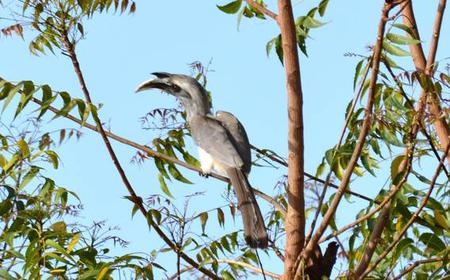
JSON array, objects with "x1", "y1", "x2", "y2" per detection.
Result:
[
  {"x1": 304, "y1": 57, "x2": 372, "y2": 248},
  {"x1": 251, "y1": 145, "x2": 375, "y2": 203},
  {"x1": 245, "y1": 0, "x2": 278, "y2": 22},
  {"x1": 318, "y1": 153, "x2": 412, "y2": 244},
  {"x1": 393, "y1": 258, "x2": 444, "y2": 280},
  {"x1": 276, "y1": 1, "x2": 305, "y2": 279},
  {"x1": 299, "y1": 2, "x2": 396, "y2": 273},
  {"x1": 31, "y1": 97, "x2": 286, "y2": 216},
  {"x1": 167, "y1": 259, "x2": 282, "y2": 280},
  {"x1": 353, "y1": 0, "x2": 449, "y2": 275},
  {"x1": 383, "y1": 61, "x2": 449, "y2": 176},
  {"x1": 402, "y1": 0, "x2": 450, "y2": 164},
  {"x1": 60, "y1": 35, "x2": 220, "y2": 280},
  {"x1": 358, "y1": 146, "x2": 448, "y2": 279}
]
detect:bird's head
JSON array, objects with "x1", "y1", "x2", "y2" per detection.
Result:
[{"x1": 136, "y1": 72, "x2": 211, "y2": 118}]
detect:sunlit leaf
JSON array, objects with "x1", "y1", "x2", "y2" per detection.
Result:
[
  {"x1": 217, "y1": 0, "x2": 242, "y2": 14},
  {"x1": 386, "y1": 33, "x2": 420, "y2": 45}
]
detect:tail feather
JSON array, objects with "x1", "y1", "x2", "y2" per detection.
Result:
[{"x1": 226, "y1": 168, "x2": 268, "y2": 249}]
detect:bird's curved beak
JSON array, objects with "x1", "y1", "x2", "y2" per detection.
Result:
[
  {"x1": 135, "y1": 78, "x2": 169, "y2": 93},
  {"x1": 135, "y1": 72, "x2": 173, "y2": 93}
]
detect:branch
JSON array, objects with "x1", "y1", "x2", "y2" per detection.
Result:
[
  {"x1": 393, "y1": 258, "x2": 445, "y2": 280},
  {"x1": 401, "y1": 0, "x2": 450, "y2": 164},
  {"x1": 31, "y1": 97, "x2": 286, "y2": 216},
  {"x1": 358, "y1": 145, "x2": 449, "y2": 279},
  {"x1": 300, "y1": 1, "x2": 396, "y2": 269},
  {"x1": 276, "y1": 0, "x2": 305, "y2": 278},
  {"x1": 245, "y1": 0, "x2": 278, "y2": 21},
  {"x1": 383, "y1": 61, "x2": 449, "y2": 176},
  {"x1": 353, "y1": 0, "x2": 449, "y2": 275},
  {"x1": 305, "y1": 57, "x2": 372, "y2": 248},
  {"x1": 253, "y1": 144, "x2": 374, "y2": 202},
  {"x1": 167, "y1": 259, "x2": 282, "y2": 280},
  {"x1": 251, "y1": 145, "x2": 375, "y2": 203},
  {"x1": 61, "y1": 35, "x2": 220, "y2": 280}
]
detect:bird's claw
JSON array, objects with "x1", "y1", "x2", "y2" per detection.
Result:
[{"x1": 199, "y1": 171, "x2": 210, "y2": 178}]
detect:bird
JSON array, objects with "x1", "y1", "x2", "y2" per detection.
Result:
[{"x1": 136, "y1": 72, "x2": 268, "y2": 248}]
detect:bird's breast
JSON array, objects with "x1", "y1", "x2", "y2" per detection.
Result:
[{"x1": 197, "y1": 147, "x2": 227, "y2": 176}]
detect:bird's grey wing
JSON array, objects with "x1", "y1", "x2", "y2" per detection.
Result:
[
  {"x1": 190, "y1": 115, "x2": 244, "y2": 168},
  {"x1": 215, "y1": 111, "x2": 252, "y2": 174}
]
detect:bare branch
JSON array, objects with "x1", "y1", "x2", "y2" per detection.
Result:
[
  {"x1": 167, "y1": 259, "x2": 282, "y2": 280},
  {"x1": 61, "y1": 35, "x2": 220, "y2": 280},
  {"x1": 276, "y1": 0, "x2": 305, "y2": 278},
  {"x1": 317, "y1": 142, "x2": 445, "y2": 243},
  {"x1": 305, "y1": 57, "x2": 372, "y2": 248},
  {"x1": 245, "y1": 0, "x2": 278, "y2": 22},
  {"x1": 401, "y1": 0, "x2": 450, "y2": 164},
  {"x1": 354, "y1": 0, "x2": 449, "y2": 275},
  {"x1": 31, "y1": 97, "x2": 285, "y2": 216},
  {"x1": 393, "y1": 258, "x2": 445, "y2": 280},
  {"x1": 300, "y1": 1, "x2": 397, "y2": 270},
  {"x1": 251, "y1": 145, "x2": 375, "y2": 203}
]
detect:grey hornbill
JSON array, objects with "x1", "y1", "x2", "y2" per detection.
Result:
[{"x1": 136, "y1": 72, "x2": 268, "y2": 248}]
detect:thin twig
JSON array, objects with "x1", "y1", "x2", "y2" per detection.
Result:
[
  {"x1": 393, "y1": 257, "x2": 444, "y2": 280},
  {"x1": 354, "y1": 0, "x2": 449, "y2": 275},
  {"x1": 358, "y1": 145, "x2": 449, "y2": 279},
  {"x1": 251, "y1": 144, "x2": 375, "y2": 203},
  {"x1": 319, "y1": 146, "x2": 414, "y2": 244},
  {"x1": 382, "y1": 61, "x2": 449, "y2": 177},
  {"x1": 61, "y1": 34, "x2": 220, "y2": 280},
  {"x1": 245, "y1": 0, "x2": 278, "y2": 21},
  {"x1": 167, "y1": 259, "x2": 282, "y2": 280},
  {"x1": 31, "y1": 97, "x2": 285, "y2": 216},
  {"x1": 305, "y1": 58, "x2": 372, "y2": 248}
]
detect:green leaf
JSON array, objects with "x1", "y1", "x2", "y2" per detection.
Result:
[
  {"x1": 18, "y1": 166, "x2": 40, "y2": 191},
  {"x1": 217, "y1": 0, "x2": 242, "y2": 14},
  {"x1": 199, "y1": 212, "x2": 208, "y2": 234},
  {"x1": 46, "y1": 150, "x2": 59, "y2": 169},
  {"x1": 318, "y1": 0, "x2": 329, "y2": 16},
  {"x1": 390, "y1": 155, "x2": 405, "y2": 183},
  {"x1": 0, "y1": 269, "x2": 16, "y2": 280},
  {"x1": 382, "y1": 40, "x2": 410, "y2": 56},
  {"x1": 303, "y1": 16, "x2": 325, "y2": 28},
  {"x1": 154, "y1": 158, "x2": 170, "y2": 179},
  {"x1": 3, "y1": 153, "x2": 20, "y2": 172},
  {"x1": 353, "y1": 60, "x2": 365, "y2": 90},
  {"x1": 17, "y1": 138, "x2": 30, "y2": 158},
  {"x1": 168, "y1": 164, "x2": 192, "y2": 184},
  {"x1": 50, "y1": 221, "x2": 67, "y2": 233},
  {"x1": 15, "y1": 81, "x2": 35, "y2": 118},
  {"x1": 316, "y1": 161, "x2": 326, "y2": 177},
  {"x1": 2, "y1": 83, "x2": 22, "y2": 113},
  {"x1": 392, "y1": 23, "x2": 417, "y2": 38},
  {"x1": 419, "y1": 232, "x2": 446, "y2": 252},
  {"x1": 45, "y1": 239, "x2": 75, "y2": 261},
  {"x1": 361, "y1": 153, "x2": 376, "y2": 176},
  {"x1": 158, "y1": 174, "x2": 173, "y2": 198},
  {"x1": 217, "y1": 208, "x2": 225, "y2": 227},
  {"x1": 386, "y1": 33, "x2": 420, "y2": 45},
  {"x1": 266, "y1": 36, "x2": 277, "y2": 57},
  {"x1": 67, "y1": 233, "x2": 81, "y2": 253},
  {"x1": 433, "y1": 210, "x2": 449, "y2": 230}
]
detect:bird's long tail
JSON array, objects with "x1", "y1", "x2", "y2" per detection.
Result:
[{"x1": 226, "y1": 168, "x2": 268, "y2": 249}]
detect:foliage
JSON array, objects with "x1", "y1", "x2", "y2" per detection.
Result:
[
  {"x1": 0, "y1": 121, "x2": 158, "y2": 279},
  {"x1": 0, "y1": 0, "x2": 449, "y2": 279}
]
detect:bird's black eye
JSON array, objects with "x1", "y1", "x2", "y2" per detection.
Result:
[{"x1": 170, "y1": 84, "x2": 181, "y2": 92}]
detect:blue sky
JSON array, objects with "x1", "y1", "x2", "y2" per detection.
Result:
[{"x1": 1, "y1": 0, "x2": 448, "y2": 278}]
